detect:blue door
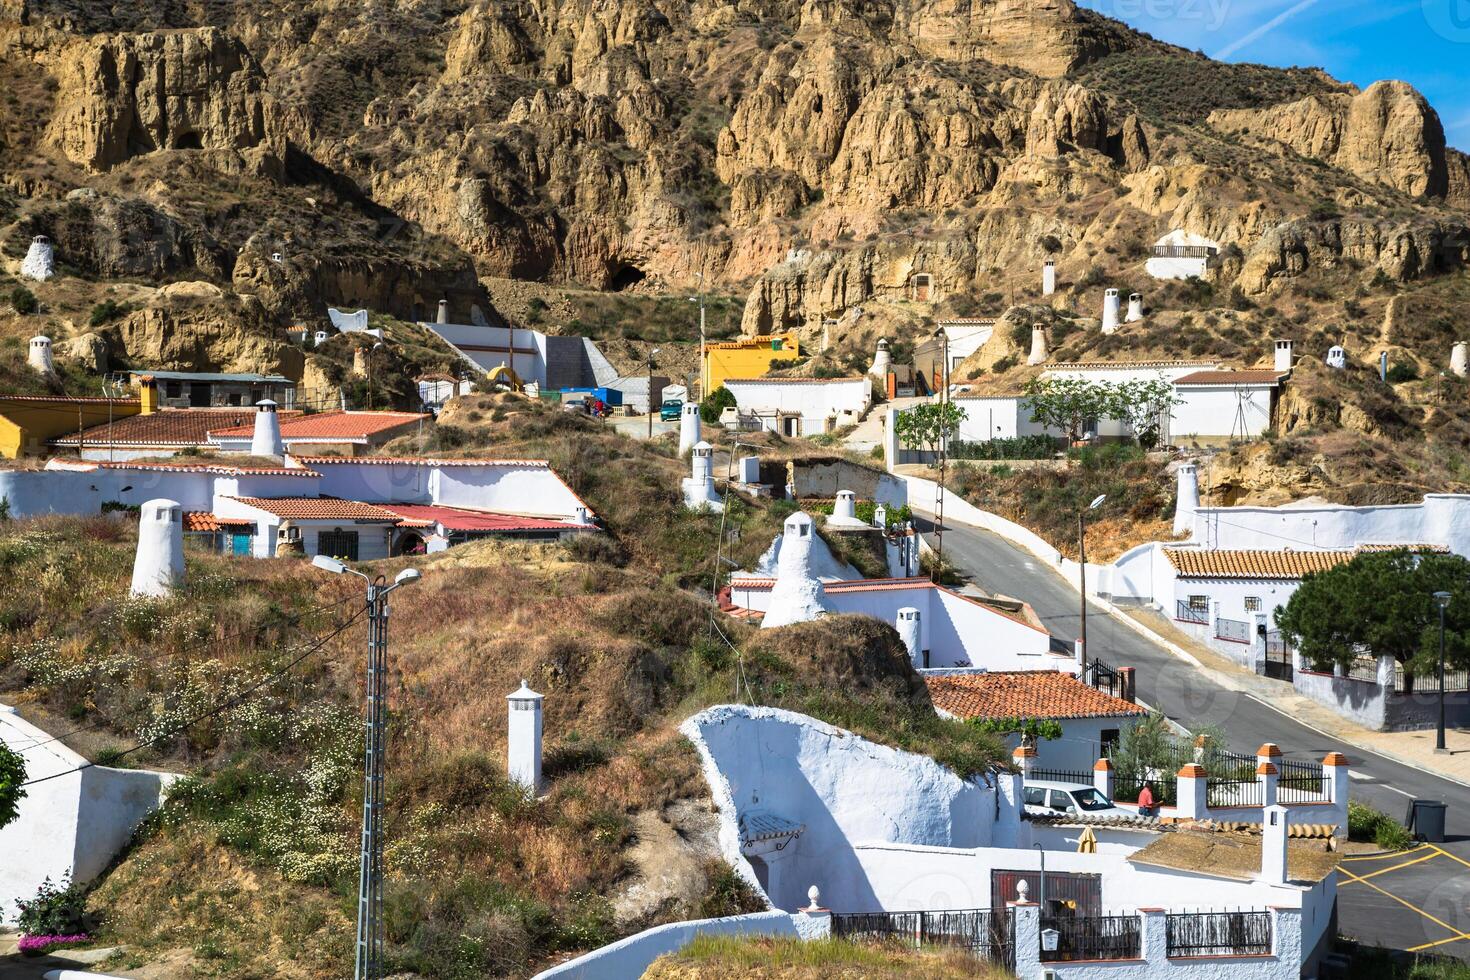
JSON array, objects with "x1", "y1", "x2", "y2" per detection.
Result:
[{"x1": 231, "y1": 532, "x2": 253, "y2": 556}]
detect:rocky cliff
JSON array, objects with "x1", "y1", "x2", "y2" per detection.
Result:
[{"x1": 0, "y1": 0, "x2": 1466, "y2": 367}]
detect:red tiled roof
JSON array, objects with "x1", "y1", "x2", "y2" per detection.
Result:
[
  {"x1": 1165, "y1": 549, "x2": 1356, "y2": 580},
  {"x1": 210, "y1": 411, "x2": 428, "y2": 441},
  {"x1": 1048, "y1": 360, "x2": 1218, "y2": 370},
  {"x1": 51, "y1": 409, "x2": 267, "y2": 447},
  {"x1": 1174, "y1": 370, "x2": 1287, "y2": 386},
  {"x1": 44, "y1": 459, "x2": 318, "y2": 477},
  {"x1": 926, "y1": 671, "x2": 1147, "y2": 721},
  {"x1": 723, "y1": 377, "x2": 867, "y2": 385},
  {"x1": 223, "y1": 496, "x2": 400, "y2": 521},
  {"x1": 287, "y1": 455, "x2": 549, "y2": 467},
  {"x1": 183, "y1": 512, "x2": 255, "y2": 532},
  {"x1": 2, "y1": 394, "x2": 144, "y2": 405},
  {"x1": 381, "y1": 504, "x2": 594, "y2": 532}
]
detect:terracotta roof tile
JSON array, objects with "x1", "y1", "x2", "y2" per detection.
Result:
[
  {"x1": 46, "y1": 459, "x2": 318, "y2": 478},
  {"x1": 723, "y1": 377, "x2": 866, "y2": 385},
  {"x1": 1048, "y1": 360, "x2": 1218, "y2": 371},
  {"x1": 381, "y1": 504, "x2": 595, "y2": 531},
  {"x1": 287, "y1": 455, "x2": 549, "y2": 467},
  {"x1": 51, "y1": 409, "x2": 266, "y2": 447},
  {"x1": 223, "y1": 496, "x2": 400, "y2": 521},
  {"x1": 183, "y1": 512, "x2": 255, "y2": 532},
  {"x1": 1165, "y1": 549, "x2": 1356, "y2": 579},
  {"x1": 926, "y1": 671, "x2": 1147, "y2": 721},
  {"x1": 210, "y1": 411, "x2": 428, "y2": 441},
  {"x1": 1174, "y1": 370, "x2": 1288, "y2": 386}
]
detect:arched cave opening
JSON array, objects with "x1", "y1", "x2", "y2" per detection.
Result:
[{"x1": 609, "y1": 264, "x2": 646, "y2": 291}]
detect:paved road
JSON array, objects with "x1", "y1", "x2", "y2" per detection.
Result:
[{"x1": 916, "y1": 511, "x2": 1470, "y2": 958}]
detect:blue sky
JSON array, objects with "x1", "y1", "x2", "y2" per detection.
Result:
[{"x1": 1076, "y1": 0, "x2": 1470, "y2": 150}]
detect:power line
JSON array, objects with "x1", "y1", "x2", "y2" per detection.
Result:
[
  {"x1": 4, "y1": 593, "x2": 359, "y2": 754},
  {"x1": 17, "y1": 601, "x2": 368, "y2": 789}
]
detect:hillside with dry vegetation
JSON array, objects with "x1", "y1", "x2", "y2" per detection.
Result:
[{"x1": 0, "y1": 396, "x2": 1004, "y2": 978}]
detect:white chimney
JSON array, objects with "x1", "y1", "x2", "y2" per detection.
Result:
[
  {"x1": 507, "y1": 680, "x2": 544, "y2": 795},
  {"x1": 1326, "y1": 345, "x2": 1347, "y2": 370},
  {"x1": 897, "y1": 607, "x2": 922, "y2": 667},
  {"x1": 1173, "y1": 463, "x2": 1199, "y2": 536},
  {"x1": 833, "y1": 489, "x2": 857, "y2": 523},
  {"x1": 869, "y1": 338, "x2": 892, "y2": 380},
  {"x1": 679, "y1": 401, "x2": 701, "y2": 455},
  {"x1": 313, "y1": 330, "x2": 329, "y2": 347},
  {"x1": 1452, "y1": 342, "x2": 1468, "y2": 379},
  {"x1": 1126, "y1": 293, "x2": 1144, "y2": 322},
  {"x1": 1274, "y1": 340, "x2": 1294, "y2": 373},
  {"x1": 1026, "y1": 324, "x2": 1048, "y2": 366},
  {"x1": 1042, "y1": 259, "x2": 1056, "y2": 296},
  {"x1": 27, "y1": 336, "x2": 54, "y2": 376},
  {"x1": 251, "y1": 399, "x2": 284, "y2": 458},
  {"x1": 873, "y1": 504, "x2": 887, "y2": 529},
  {"x1": 130, "y1": 499, "x2": 185, "y2": 597},
  {"x1": 762, "y1": 512, "x2": 829, "y2": 629},
  {"x1": 20, "y1": 236, "x2": 55, "y2": 281},
  {"x1": 683, "y1": 441, "x2": 721, "y2": 509},
  {"x1": 738, "y1": 455, "x2": 760, "y2": 484},
  {"x1": 1260, "y1": 804, "x2": 1289, "y2": 885},
  {"x1": 1101, "y1": 289, "x2": 1120, "y2": 334},
  {"x1": 436, "y1": 299, "x2": 449, "y2": 324}
]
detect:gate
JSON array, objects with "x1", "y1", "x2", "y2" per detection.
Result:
[
  {"x1": 318, "y1": 530, "x2": 360, "y2": 562},
  {"x1": 1264, "y1": 630, "x2": 1293, "y2": 681}
]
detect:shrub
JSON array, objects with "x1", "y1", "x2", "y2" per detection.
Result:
[
  {"x1": 1386, "y1": 363, "x2": 1419, "y2": 384},
  {"x1": 9, "y1": 286, "x2": 37, "y2": 314},
  {"x1": 88, "y1": 299, "x2": 128, "y2": 327},
  {"x1": 700, "y1": 385, "x2": 736, "y2": 424},
  {"x1": 1348, "y1": 801, "x2": 1413, "y2": 850},
  {"x1": 15, "y1": 876, "x2": 90, "y2": 937}
]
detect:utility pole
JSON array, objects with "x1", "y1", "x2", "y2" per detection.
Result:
[
  {"x1": 1078, "y1": 494, "x2": 1106, "y2": 674},
  {"x1": 647, "y1": 348, "x2": 660, "y2": 439},
  {"x1": 692, "y1": 272, "x2": 707, "y2": 400},
  {"x1": 311, "y1": 557, "x2": 421, "y2": 980},
  {"x1": 1435, "y1": 591, "x2": 1452, "y2": 753},
  {"x1": 932, "y1": 326, "x2": 949, "y2": 584}
]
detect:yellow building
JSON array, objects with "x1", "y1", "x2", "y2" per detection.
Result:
[
  {"x1": 704, "y1": 332, "x2": 801, "y2": 394},
  {"x1": 0, "y1": 379, "x2": 153, "y2": 458}
]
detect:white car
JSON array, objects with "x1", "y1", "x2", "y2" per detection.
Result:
[{"x1": 1023, "y1": 779, "x2": 1131, "y2": 819}]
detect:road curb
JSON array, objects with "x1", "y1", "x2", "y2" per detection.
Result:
[{"x1": 925, "y1": 504, "x2": 1470, "y2": 790}]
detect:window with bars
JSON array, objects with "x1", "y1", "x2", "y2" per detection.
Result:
[
  {"x1": 1187, "y1": 595, "x2": 1209, "y2": 612},
  {"x1": 1244, "y1": 596, "x2": 1262, "y2": 612}
]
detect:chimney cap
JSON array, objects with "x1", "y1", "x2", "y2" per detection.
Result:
[
  {"x1": 507, "y1": 679, "x2": 544, "y2": 702},
  {"x1": 256, "y1": 399, "x2": 278, "y2": 410}
]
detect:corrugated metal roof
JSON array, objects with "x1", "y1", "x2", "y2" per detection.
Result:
[{"x1": 1174, "y1": 370, "x2": 1287, "y2": 386}]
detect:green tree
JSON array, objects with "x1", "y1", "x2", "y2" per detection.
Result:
[
  {"x1": 1275, "y1": 550, "x2": 1470, "y2": 683},
  {"x1": 893, "y1": 401, "x2": 967, "y2": 456},
  {"x1": 700, "y1": 385, "x2": 736, "y2": 425},
  {"x1": 0, "y1": 741, "x2": 25, "y2": 829},
  {"x1": 1114, "y1": 379, "x2": 1181, "y2": 450},
  {"x1": 1022, "y1": 376, "x2": 1118, "y2": 444}
]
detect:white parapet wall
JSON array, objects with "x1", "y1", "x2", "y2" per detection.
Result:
[
  {"x1": 0, "y1": 706, "x2": 176, "y2": 925},
  {"x1": 531, "y1": 910, "x2": 800, "y2": 980},
  {"x1": 1186, "y1": 494, "x2": 1470, "y2": 557}
]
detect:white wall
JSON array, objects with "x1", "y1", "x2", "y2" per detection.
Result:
[
  {"x1": 0, "y1": 706, "x2": 174, "y2": 925},
  {"x1": 1188, "y1": 494, "x2": 1470, "y2": 558},
  {"x1": 1172, "y1": 385, "x2": 1274, "y2": 441},
  {"x1": 951, "y1": 397, "x2": 1059, "y2": 443},
  {"x1": 532, "y1": 911, "x2": 799, "y2": 980},
  {"x1": 680, "y1": 705, "x2": 1017, "y2": 913},
  {"x1": 1008, "y1": 716, "x2": 1138, "y2": 774},
  {"x1": 725, "y1": 380, "x2": 871, "y2": 434},
  {"x1": 296, "y1": 460, "x2": 589, "y2": 520},
  {"x1": 848, "y1": 841, "x2": 1308, "y2": 914}
]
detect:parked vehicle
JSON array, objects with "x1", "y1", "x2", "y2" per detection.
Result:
[
  {"x1": 1022, "y1": 779, "x2": 1129, "y2": 819},
  {"x1": 659, "y1": 398, "x2": 684, "y2": 421}
]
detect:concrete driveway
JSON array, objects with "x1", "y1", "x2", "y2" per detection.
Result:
[{"x1": 914, "y1": 510, "x2": 1470, "y2": 959}]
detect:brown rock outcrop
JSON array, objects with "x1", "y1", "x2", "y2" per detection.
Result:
[
  {"x1": 1209, "y1": 81, "x2": 1451, "y2": 201},
  {"x1": 1238, "y1": 217, "x2": 1470, "y2": 294},
  {"x1": 44, "y1": 27, "x2": 281, "y2": 175}
]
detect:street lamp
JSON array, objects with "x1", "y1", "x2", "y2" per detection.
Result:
[
  {"x1": 932, "y1": 325, "x2": 950, "y2": 584},
  {"x1": 690, "y1": 273, "x2": 706, "y2": 398},
  {"x1": 1435, "y1": 590, "x2": 1452, "y2": 753},
  {"x1": 312, "y1": 554, "x2": 421, "y2": 980},
  {"x1": 1078, "y1": 494, "x2": 1106, "y2": 674},
  {"x1": 647, "y1": 347, "x2": 661, "y2": 438}
]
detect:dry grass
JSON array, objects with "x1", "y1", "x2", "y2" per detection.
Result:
[{"x1": 646, "y1": 934, "x2": 1011, "y2": 979}]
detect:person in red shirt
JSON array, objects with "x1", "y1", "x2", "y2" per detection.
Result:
[{"x1": 1137, "y1": 783, "x2": 1155, "y2": 816}]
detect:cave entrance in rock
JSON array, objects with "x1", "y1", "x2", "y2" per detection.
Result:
[
  {"x1": 174, "y1": 131, "x2": 203, "y2": 150},
  {"x1": 609, "y1": 264, "x2": 646, "y2": 291}
]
